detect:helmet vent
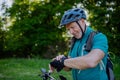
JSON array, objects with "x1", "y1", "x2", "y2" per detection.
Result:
[
  {"x1": 80, "y1": 11, "x2": 84, "y2": 13},
  {"x1": 75, "y1": 14, "x2": 80, "y2": 17},
  {"x1": 74, "y1": 9, "x2": 79, "y2": 12},
  {"x1": 63, "y1": 15, "x2": 67, "y2": 21},
  {"x1": 68, "y1": 14, "x2": 73, "y2": 19}
]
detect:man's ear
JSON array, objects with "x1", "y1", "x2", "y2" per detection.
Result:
[
  {"x1": 78, "y1": 19, "x2": 84, "y2": 23},
  {"x1": 81, "y1": 19, "x2": 85, "y2": 23},
  {"x1": 78, "y1": 19, "x2": 85, "y2": 25}
]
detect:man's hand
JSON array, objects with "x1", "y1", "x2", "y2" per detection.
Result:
[{"x1": 50, "y1": 56, "x2": 68, "y2": 72}]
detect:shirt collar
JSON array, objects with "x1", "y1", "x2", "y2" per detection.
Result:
[{"x1": 82, "y1": 26, "x2": 93, "y2": 40}]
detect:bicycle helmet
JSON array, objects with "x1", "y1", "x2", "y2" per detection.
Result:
[{"x1": 59, "y1": 8, "x2": 86, "y2": 27}]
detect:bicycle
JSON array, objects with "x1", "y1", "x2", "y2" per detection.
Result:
[{"x1": 39, "y1": 68, "x2": 67, "y2": 80}]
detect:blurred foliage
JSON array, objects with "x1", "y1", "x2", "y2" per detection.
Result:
[
  {"x1": 0, "y1": 17, "x2": 4, "y2": 54},
  {"x1": 80, "y1": 0, "x2": 120, "y2": 56},
  {"x1": 0, "y1": 0, "x2": 120, "y2": 58}
]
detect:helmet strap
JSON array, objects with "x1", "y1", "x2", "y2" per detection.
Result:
[{"x1": 76, "y1": 21, "x2": 86, "y2": 39}]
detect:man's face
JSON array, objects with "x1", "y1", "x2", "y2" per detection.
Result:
[{"x1": 66, "y1": 22, "x2": 82, "y2": 39}]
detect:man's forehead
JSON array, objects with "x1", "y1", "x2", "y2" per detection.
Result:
[{"x1": 66, "y1": 22, "x2": 75, "y2": 28}]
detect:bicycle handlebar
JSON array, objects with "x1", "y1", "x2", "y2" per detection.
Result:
[
  {"x1": 40, "y1": 68, "x2": 55, "y2": 80},
  {"x1": 40, "y1": 68, "x2": 67, "y2": 80}
]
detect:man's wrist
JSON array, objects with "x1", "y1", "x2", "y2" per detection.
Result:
[{"x1": 61, "y1": 56, "x2": 68, "y2": 67}]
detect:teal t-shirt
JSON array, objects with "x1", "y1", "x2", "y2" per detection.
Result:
[{"x1": 69, "y1": 27, "x2": 108, "y2": 80}]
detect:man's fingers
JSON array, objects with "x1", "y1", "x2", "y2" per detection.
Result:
[
  {"x1": 56, "y1": 55, "x2": 64, "y2": 60},
  {"x1": 49, "y1": 64, "x2": 54, "y2": 73}
]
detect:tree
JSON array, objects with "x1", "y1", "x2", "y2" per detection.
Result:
[
  {"x1": 3, "y1": 0, "x2": 75, "y2": 58},
  {"x1": 0, "y1": 17, "x2": 4, "y2": 55},
  {"x1": 1, "y1": 0, "x2": 120, "y2": 58},
  {"x1": 75, "y1": 0, "x2": 120, "y2": 56}
]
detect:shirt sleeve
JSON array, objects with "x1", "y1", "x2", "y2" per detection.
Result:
[{"x1": 92, "y1": 33, "x2": 108, "y2": 54}]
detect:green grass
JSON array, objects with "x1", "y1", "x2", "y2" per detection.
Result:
[
  {"x1": 0, "y1": 58, "x2": 120, "y2": 80},
  {"x1": 0, "y1": 58, "x2": 72, "y2": 80}
]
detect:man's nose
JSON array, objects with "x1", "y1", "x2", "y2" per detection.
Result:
[{"x1": 69, "y1": 28, "x2": 74, "y2": 34}]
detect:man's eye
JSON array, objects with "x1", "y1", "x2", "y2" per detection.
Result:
[{"x1": 71, "y1": 26, "x2": 75, "y2": 29}]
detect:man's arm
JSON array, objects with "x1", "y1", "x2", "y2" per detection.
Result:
[{"x1": 64, "y1": 49, "x2": 105, "y2": 70}]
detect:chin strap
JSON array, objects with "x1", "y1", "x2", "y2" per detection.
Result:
[{"x1": 76, "y1": 21, "x2": 86, "y2": 39}]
